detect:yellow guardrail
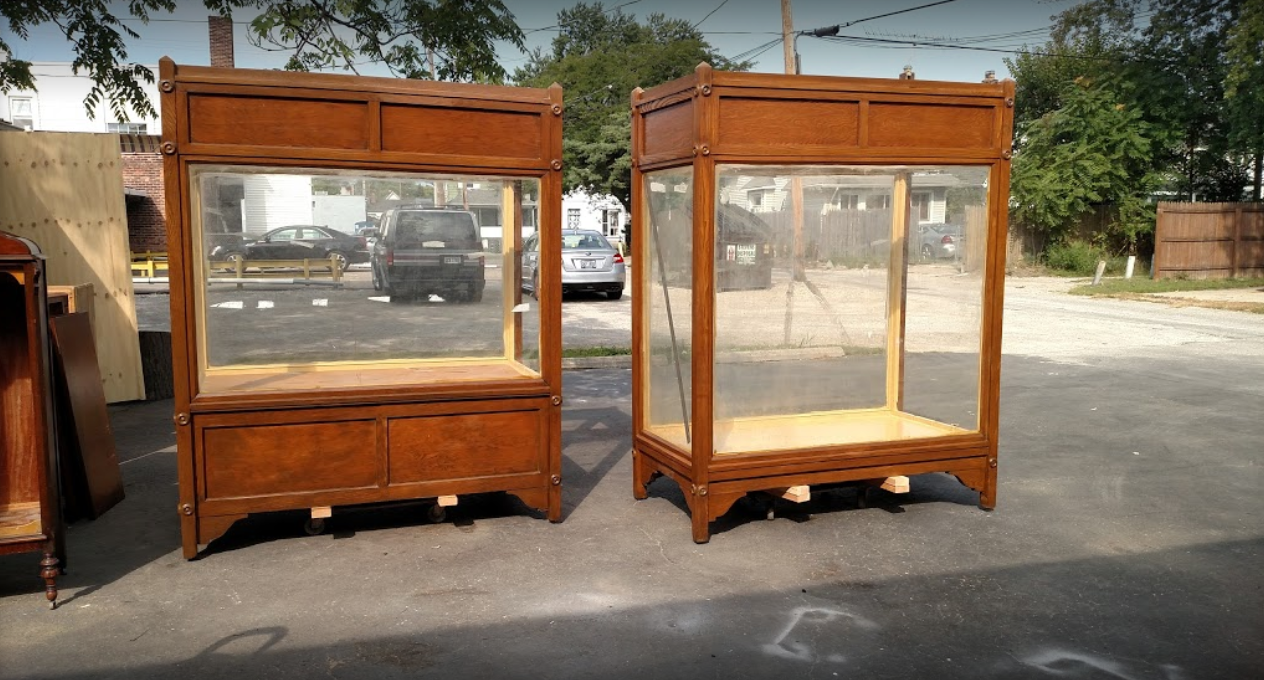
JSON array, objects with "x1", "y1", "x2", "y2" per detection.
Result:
[
  {"x1": 130, "y1": 251, "x2": 170, "y2": 278},
  {"x1": 207, "y1": 255, "x2": 344, "y2": 288}
]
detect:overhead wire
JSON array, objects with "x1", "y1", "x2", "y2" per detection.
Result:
[{"x1": 691, "y1": 0, "x2": 733, "y2": 30}]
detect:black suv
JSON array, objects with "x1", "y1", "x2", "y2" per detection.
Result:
[{"x1": 370, "y1": 208, "x2": 485, "y2": 303}]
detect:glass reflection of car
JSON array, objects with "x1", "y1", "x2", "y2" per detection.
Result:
[
  {"x1": 918, "y1": 223, "x2": 964, "y2": 260},
  {"x1": 370, "y1": 208, "x2": 485, "y2": 303},
  {"x1": 715, "y1": 203, "x2": 774, "y2": 291},
  {"x1": 522, "y1": 229, "x2": 625, "y2": 300},
  {"x1": 211, "y1": 225, "x2": 369, "y2": 272}
]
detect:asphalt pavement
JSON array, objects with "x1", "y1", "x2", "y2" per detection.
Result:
[{"x1": 1, "y1": 275, "x2": 1262, "y2": 679}]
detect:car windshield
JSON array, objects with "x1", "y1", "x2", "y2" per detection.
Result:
[
  {"x1": 395, "y1": 212, "x2": 477, "y2": 248},
  {"x1": 562, "y1": 232, "x2": 611, "y2": 250}
]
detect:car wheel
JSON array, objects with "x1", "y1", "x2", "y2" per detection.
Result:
[
  {"x1": 371, "y1": 263, "x2": 383, "y2": 291},
  {"x1": 218, "y1": 251, "x2": 244, "y2": 273},
  {"x1": 607, "y1": 288, "x2": 624, "y2": 301},
  {"x1": 469, "y1": 283, "x2": 483, "y2": 303},
  {"x1": 329, "y1": 251, "x2": 350, "y2": 272},
  {"x1": 531, "y1": 272, "x2": 540, "y2": 300},
  {"x1": 921, "y1": 244, "x2": 934, "y2": 260}
]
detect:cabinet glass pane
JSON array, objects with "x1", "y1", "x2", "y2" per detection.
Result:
[
  {"x1": 189, "y1": 165, "x2": 541, "y2": 392},
  {"x1": 712, "y1": 165, "x2": 987, "y2": 455},
  {"x1": 643, "y1": 168, "x2": 694, "y2": 449}
]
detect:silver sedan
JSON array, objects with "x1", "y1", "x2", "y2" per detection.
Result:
[{"x1": 523, "y1": 229, "x2": 626, "y2": 300}]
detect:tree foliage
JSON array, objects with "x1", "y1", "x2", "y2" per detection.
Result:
[
  {"x1": 1028, "y1": 0, "x2": 1256, "y2": 201},
  {"x1": 512, "y1": 2, "x2": 750, "y2": 211},
  {"x1": 1005, "y1": 0, "x2": 1260, "y2": 258},
  {"x1": 1, "y1": 0, "x2": 524, "y2": 121},
  {"x1": 1010, "y1": 77, "x2": 1159, "y2": 251}
]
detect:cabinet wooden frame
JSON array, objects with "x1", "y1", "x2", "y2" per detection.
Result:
[
  {"x1": 160, "y1": 59, "x2": 564, "y2": 559},
  {"x1": 630, "y1": 64, "x2": 1014, "y2": 543},
  {"x1": 0, "y1": 232, "x2": 63, "y2": 606}
]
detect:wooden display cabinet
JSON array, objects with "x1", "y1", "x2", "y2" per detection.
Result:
[
  {"x1": 0, "y1": 232, "x2": 63, "y2": 606},
  {"x1": 160, "y1": 59, "x2": 563, "y2": 558},
  {"x1": 630, "y1": 65, "x2": 1014, "y2": 542}
]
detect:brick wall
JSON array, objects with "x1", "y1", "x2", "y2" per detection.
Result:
[
  {"x1": 209, "y1": 16, "x2": 235, "y2": 68},
  {"x1": 122, "y1": 152, "x2": 166, "y2": 252}
]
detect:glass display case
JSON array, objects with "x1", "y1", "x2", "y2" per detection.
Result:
[
  {"x1": 160, "y1": 59, "x2": 563, "y2": 558},
  {"x1": 631, "y1": 65, "x2": 1014, "y2": 542}
]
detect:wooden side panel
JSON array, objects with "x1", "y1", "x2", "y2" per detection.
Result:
[
  {"x1": 381, "y1": 105, "x2": 542, "y2": 160},
  {"x1": 642, "y1": 101, "x2": 694, "y2": 160},
  {"x1": 201, "y1": 420, "x2": 379, "y2": 499},
  {"x1": 388, "y1": 409, "x2": 541, "y2": 483},
  {"x1": 0, "y1": 132, "x2": 145, "y2": 402},
  {"x1": 869, "y1": 103, "x2": 994, "y2": 149},
  {"x1": 717, "y1": 98, "x2": 860, "y2": 151},
  {"x1": 187, "y1": 94, "x2": 369, "y2": 150}
]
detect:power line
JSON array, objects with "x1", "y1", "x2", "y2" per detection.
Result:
[
  {"x1": 832, "y1": 0, "x2": 960, "y2": 31},
  {"x1": 692, "y1": 0, "x2": 733, "y2": 30}
]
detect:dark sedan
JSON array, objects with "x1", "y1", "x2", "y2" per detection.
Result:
[{"x1": 212, "y1": 225, "x2": 370, "y2": 271}]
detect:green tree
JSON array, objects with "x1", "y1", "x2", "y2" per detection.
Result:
[
  {"x1": 1010, "y1": 77, "x2": 1159, "y2": 253},
  {"x1": 1, "y1": 0, "x2": 524, "y2": 122},
  {"x1": 513, "y1": 2, "x2": 750, "y2": 210},
  {"x1": 1049, "y1": 0, "x2": 1251, "y2": 201},
  {"x1": 1224, "y1": 0, "x2": 1264, "y2": 199}
]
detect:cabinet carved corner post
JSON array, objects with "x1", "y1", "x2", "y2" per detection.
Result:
[{"x1": 0, "y1": 232, "x2": 64, "y2": 608}]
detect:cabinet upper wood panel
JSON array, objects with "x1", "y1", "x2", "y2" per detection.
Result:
[
  {"x1": 717, "y1": 98, "x2": 860, "y2": 152},
  {"x1": 381, "y1": 105, "x2": 542, "y2": 160},
  {"x1": 188, "y1": 94, "x2": 370, "y2": 150}
]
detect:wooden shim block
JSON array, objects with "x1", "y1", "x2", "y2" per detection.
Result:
[
  {"x1": 437, "y1": 495, "x2": 459, "y2": 507},
  {"x1": 310, "y1": 506, "x2": 332, "y2": 519},
  {"x1": 766, "y1": 486, "x2": 810, "y2": 503},
  {"x1": 49, "y1": 312, "x2": 125, "y2": 520},
  {"x1": 879, "y1": 476, "x2": 910, "y2": 494}
]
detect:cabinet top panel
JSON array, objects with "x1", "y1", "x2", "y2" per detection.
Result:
[
  {"x1": 632, "y1": 63, "x2": 1014, "y2": 167},
  {"x1": 160, "y1": 58, "x2": 562, "y2": 172}
]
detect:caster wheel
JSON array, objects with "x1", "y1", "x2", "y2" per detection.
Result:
[
  {"x1": 304, "y1": 518, "x2": 327, "y2": 535},
  {"x1": 426, "y1": 504, "x2": 447, "y2": 523},
  {"x1": 765, "y1": 500, "x2": 776, "y2": 521}
]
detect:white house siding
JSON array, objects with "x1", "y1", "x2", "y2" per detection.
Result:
[
  {"x1": 312, "y1": 195, "x2": 367, "y2": 233},
  {"x1": 243, "y1": 175, "x2": 313, "y2": 235},
  {"x1": 562, "y1": 189, "x2": 626, "y2": 241},
  {"x1": 1, "y1": 63, "x2": 161, "y2": 133}
]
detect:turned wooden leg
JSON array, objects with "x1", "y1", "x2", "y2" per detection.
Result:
[{"x1": 40, "y1": 551, "x2": 59, "y2": 610}]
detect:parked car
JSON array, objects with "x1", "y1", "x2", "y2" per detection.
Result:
[
  {"x1": 715, "y1": 203, "x2": 774, "y2": 291},
  {"x1": 918, "y1": 223, "x2": 964, "y2": 260},
  {"x1": 211, "y1": 225, "x2": 369, "y2": 271},
  {"x1": 523, "y1": 229, "x2": 625, "y2": 300},
  {"x1": 201, "y1": 208, "x2": 245, "y2": 260},
  {"x1": 370, "y1": 207, "x2": 485, "y2": 303}
]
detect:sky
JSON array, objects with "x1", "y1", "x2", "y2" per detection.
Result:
[{"x1": 1, "y1": 0, "x2": 1076, "y2": 84}]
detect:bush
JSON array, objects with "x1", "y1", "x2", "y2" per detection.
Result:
[{"x1": 1044, "y1": 240, "x2": 1109, "y2": 275}]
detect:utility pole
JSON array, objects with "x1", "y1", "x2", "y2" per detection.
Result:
[
  {"x1": 781, "y1": 0, "x2": 795, "y2": 76},
  {"x1": 781, "y1": 0, "x2": 807, "y2": 344}
]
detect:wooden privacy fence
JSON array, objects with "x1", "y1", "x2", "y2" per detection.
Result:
[
  {"x1": 1153, "y1": 202, "x2": 1264, "y2": 279},
  {"x1": 759, "y1": 207, "x2": 988, "y2": 271}
]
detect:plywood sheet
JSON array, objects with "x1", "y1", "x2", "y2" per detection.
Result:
[{"x1": 0, "y1": 132, "x2": 145, "y2": 402}]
